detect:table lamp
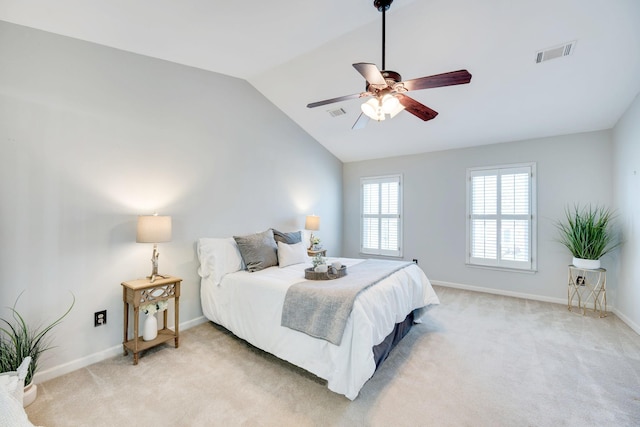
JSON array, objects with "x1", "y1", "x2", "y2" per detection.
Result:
[
  {"x1": 305, "y1": 214, "x2": 320, "y2": 250},
  {"x1": 136, "y1": 214, "x2": 172, "y2": 282}
]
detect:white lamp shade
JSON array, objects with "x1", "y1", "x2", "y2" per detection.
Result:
[
  {"x1": 305, "y1": 215, "x2": 320, "y2": 231},
  {"x1": 136, "y1": 215, "x2": 172, "y2": 243},
  {"x1": 381, "y1": 94, "x2": 400, "y2": 113},
  {"x1": 361, "y1": 98, "x2": 379, "y2": 119},
  {"x1": 389, "y1": 100, "x2": 406, "y2": 118}
]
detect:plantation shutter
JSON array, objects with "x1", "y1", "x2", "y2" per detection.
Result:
[
  {"x1": 361, "y1": 175, "x2": 402, "y2": 257},
  {"x1": 467, "y1": 164, "x2": 536, "y2": 271}
]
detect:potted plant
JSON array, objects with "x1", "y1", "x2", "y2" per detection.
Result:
[
  {"x1": 555, "y1": 204, "x2": 621, "y2": 269},
  {"x1": 0, "y1": 292, "x2": 74, "y2": 406}
]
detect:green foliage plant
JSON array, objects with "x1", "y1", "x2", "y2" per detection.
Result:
[
  {"x1": 0, "y1": 292, "x2": 74, "y2": 385},
  {"x1": 555, "y1": 204, "x2": 620, "y2": 260}
]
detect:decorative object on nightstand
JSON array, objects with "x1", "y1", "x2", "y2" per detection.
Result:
[
  {"x1": 141, "y1": 301, "x2": 167, "y2": 341},
  {"x1": 121, "y1": 276, "x2": 181, "y2": 365},
  {"x1": 305, "y1": 214, "x2": 320, "y2": 250},
  {"x1": 136, "y1": 213, "x2": 172, "y2": 283}
]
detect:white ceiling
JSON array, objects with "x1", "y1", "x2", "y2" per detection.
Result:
[{"x1": 1, "y1": 0, "x2": 639, "y2": 162}]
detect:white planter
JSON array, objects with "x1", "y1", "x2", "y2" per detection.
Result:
[
  {"x1": 572, "y1": 257, "x2": 601, "y2": 270},
  {"x1": 23, "y1": 383, "x2": 37, "y2": 407},
  {"x1": 143, "y1": 314, "x2": 158, "y2": 341}
]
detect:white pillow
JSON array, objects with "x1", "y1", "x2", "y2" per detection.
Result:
[
  {"x1": 277, "y1": 241, "x2": 309, "y2": 268},
  {"x1": 197, "y1": 238, "x2": 244, "y2": 285},
  {"x1": 0, "y1": 380, "x2": 36, "y2": 427}
]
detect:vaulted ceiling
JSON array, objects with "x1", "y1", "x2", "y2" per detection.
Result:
[{"x1": 1, "y1": 0, "x2": 639, "y2": 162}]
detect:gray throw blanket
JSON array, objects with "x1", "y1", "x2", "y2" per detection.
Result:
[{"x1": 281, "y1": 260, "x2": 413, "y2": 345}]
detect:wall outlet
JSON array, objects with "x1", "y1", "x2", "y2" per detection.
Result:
[
  {"x1": 94, "y1": 310, "x2": 107, "y2": 327},
  {"x1": 412, "y1": 259, "x2": 418, "y2": 264}
]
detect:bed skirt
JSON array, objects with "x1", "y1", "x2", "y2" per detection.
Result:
[{"x1": 373, "y1": 310, "x2": 415, "y2": 369}]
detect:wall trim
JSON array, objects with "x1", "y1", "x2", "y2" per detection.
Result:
[
  {"x1": 431, "y1": 280, "x2": 568, "y2": 305},
  {"x1": 611, "y1": 307, "x2": 640, "y2": 336},
  {"x1": 33, "y1": 316, "x2": 208, "y2": 384}
]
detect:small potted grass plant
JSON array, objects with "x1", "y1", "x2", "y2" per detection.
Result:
[
  {"x1": 0, "y1": 292, "x2": 74, "y2": 406},
  {"x1": 555, "y1": 204, "x2": 620, "y2": 269}
]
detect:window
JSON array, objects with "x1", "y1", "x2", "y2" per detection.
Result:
[
  {"x1": 466, "y1": 163, "x2": 536, "y2": 271},
  {"x1": 361, "y1": 175, "x2": 402, "y2": 257}
]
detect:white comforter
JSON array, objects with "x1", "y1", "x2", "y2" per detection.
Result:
[{"x1": 199, "y1": 257, "x2": 439, "y2": 400}]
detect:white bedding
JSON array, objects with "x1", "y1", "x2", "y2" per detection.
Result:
[{"x1": 199, "y1": 255, "x2": 439, "y2": 400}]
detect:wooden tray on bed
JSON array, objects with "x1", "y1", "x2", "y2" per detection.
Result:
[{"x1": 304, "y1": 266, "x2": 347, "y2": 280}]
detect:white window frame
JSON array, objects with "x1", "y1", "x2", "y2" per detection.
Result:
[
  {"x1": 466, "y1": 163, "x2": 537, "y2": 272},
  {"x1": 360, "y1": 174, "x2": 403, "y2": 257}
]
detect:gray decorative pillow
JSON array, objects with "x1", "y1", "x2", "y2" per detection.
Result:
[
  {"x1": 272, "y1": 229, "x2": 302, "y2": 245},
  {"x1": 233, "y1": 229, "x2": 278, "y2": 272}
]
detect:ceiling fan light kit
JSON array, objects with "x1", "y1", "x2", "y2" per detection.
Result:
[
  {"x1": 361, "y1": 94, "x2": 403, "y2": 121},
  {"x1": 380, "y1": 94, "x2": 400, "y2": 114},
  {"x1": 307, "y1": 0, "x2": 472, "y2": 129},
  {"x1": 361, "y1": 98, "x2": 383, "y2": 121}
]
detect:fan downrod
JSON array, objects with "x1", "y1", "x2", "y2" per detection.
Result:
[{"x1": 374, "y1": 0, "x2": 393, "y2": 12}]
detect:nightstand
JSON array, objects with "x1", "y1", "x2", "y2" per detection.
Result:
[
  {"x1": 307, "y1": 248, "x2": 327, "y2": 257},
  {"x1": 121, "y1": 276, "x2": 181, "y2": 364}
]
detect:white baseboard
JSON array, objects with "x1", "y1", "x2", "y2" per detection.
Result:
[
  {"x1": 33, "y1": 315, "x2": 209, "y2": 384},
  {"x1": 180, "y1": 315, "x2": 208, "y2": 331},
  {"x1": 611, "y1": 308, "x2": 640, "y2": 336},
  {"x1": 430, "y1": 280, "x2": 569, "y2": 306}
]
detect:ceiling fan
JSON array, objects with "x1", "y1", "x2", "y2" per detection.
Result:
[{"x1": 306, "y1": 0, "x2": 472, "y2": 129}]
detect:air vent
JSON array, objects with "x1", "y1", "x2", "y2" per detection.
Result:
[
  {"x1": 535, "y1": 41, "x2": 576, "y2": 63},
  {"x1": 327, "y1": 108, "x2": 347, "y2": 117}
]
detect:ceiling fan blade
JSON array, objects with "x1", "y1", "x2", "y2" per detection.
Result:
[
  {"x1": 397, "y1": 94, "x2": 438, "y2": 121},
  {"x1": 352, "y1": 113, "x2": 370, "y2": 130},
  {"x1": 353, "y1": 63, "x2": 387, "y2": 86},
  {"x1": 307, "y1": 92, "x2": 367, "y2": 108},
  {"x1": 402, "y1": 70, "x2": 472, "y2": 92}
]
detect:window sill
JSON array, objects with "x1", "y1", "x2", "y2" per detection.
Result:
[
  {"x1": 465, "y1": 263, "x2": 537, "y2": 274},
  {"x1": 359, "y1": 252, "x2": 404, "y2": 259}
]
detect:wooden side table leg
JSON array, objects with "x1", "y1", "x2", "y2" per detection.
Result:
[
  {"x1": 175, "y1": 295, "x2": 180, "y2": 348},
  {"x1": 133, "y1": 306, "x2": 140, "y2": 365},
  {"x1": 123, "y1": 295, "x2": 129, "y2": 356}
]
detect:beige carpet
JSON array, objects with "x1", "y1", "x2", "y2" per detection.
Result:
[{"x1": 25, "y1": 286, "x2": 640, "y2": 426}]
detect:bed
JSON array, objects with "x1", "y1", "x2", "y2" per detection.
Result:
[{"x1": 197, "y1": 230, "x2": 439, "y2": 400}]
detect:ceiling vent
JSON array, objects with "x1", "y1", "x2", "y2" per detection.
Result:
[
  {"x1": 535, "y1": 41, "x2": 576, "y2": 63},
  {"x1": 327, "y1": 107, "x2": 347, "y2": 117}
]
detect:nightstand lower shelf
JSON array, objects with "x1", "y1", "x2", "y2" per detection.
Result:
[{"x1": 123, "y1": 328, "x2": 177, "y2": 354}]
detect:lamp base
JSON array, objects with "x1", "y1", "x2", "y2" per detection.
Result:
[
  {"x1": 147, "y1": 244, "x2": 168, "y2": 283},
  {"x1": 147, "y1": 273, "x2": 169, "y2": 283}
]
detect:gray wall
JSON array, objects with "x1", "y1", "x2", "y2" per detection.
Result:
[
  {"x1": 343, "y1": 131, "x2": 614, "y2": 303},
  {"x1": 0, "y1": 21, "x2": 342, "y2": 380},
  {"x1": 613, "y1": 93, "x2": 640, "y2": 333}
]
